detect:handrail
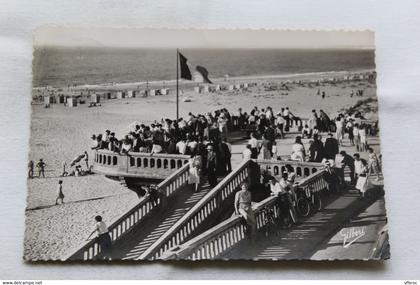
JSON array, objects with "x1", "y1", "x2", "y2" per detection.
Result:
[
  {"x1": 137, "y1": 159, "x2": 252, "y2": 260},
  {"x1": 64, "y1": 163, "x2": 190, "y2": 261},
  {"x1": 161, "y1": 169, "x2": 329, "y2": 260},
  {"x1": 256, "y1": 159, "x2": 325, "y2": 178},
  {"x1": 161, "y1": 195, "x2": 278, "y2": 260}
]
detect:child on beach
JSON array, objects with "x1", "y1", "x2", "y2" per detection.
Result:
[
  {"x1": 28, "y1": 160, "x2": 34, "y2": 179},
  {"x1": 36, "y1": 158, "x2": 46, "y2": 178},
  {"x1": 55, "y1": 180, "x2": 65, "y2": 205}
]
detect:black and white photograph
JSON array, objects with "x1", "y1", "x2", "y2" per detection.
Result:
[{"x1": 24, "y1": 28, "x2": 388, "y2": 261}]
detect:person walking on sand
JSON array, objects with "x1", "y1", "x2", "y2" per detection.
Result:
[
  {"x1": 28, "y1": 160, "x2": 34, "y2": 179},
  {"x1": 84, "y1": 151, "x2": 89, "y2": 169},
  {"x1": 86, "y1": 215, "x2": 112, "y2": 260},
  {"x1": 36, "y1": 158, "x2": 46, "y2": 178},
  {"x1": 55, "y1": 180, "x2": 65, "y2": 205}
]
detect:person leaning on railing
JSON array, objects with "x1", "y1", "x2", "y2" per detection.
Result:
[
  {"x1": 234, "y1": 182, "x2": 256, "y2": 242},
  {"x1": 86, "y1": 215, "x2": 112, "y2": 260}
]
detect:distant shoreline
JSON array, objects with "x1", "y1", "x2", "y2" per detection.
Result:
[{"x1": 33, "y1": 68, "x2": 375, "y2": 91}]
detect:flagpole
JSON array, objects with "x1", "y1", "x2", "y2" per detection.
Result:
[{"x1": 176, "y1": 48, "x2": 179, "y2": 121}]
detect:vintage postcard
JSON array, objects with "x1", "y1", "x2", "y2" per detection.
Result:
[{"x1": 25, "y1": 28, "x2": 389, "y2": 261}]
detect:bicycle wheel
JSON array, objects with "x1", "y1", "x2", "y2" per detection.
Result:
[{"x1": 296, "y1": 197, "x2": 311, "y2": 217}]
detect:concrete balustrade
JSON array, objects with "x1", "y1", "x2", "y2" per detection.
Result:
[
  {"x1": 257, "y1": 160, "x2": 325, "y2": 179},
  {"x1": 161, "y1": 168, "x2": 330, "y2": 260},
  {"x1": 93, "y1": 150, "x2": 190, "y2": 180},
  {"x1": 138, "y1": 159, "x2": 252, "y2": 260},
  {"x1": 65, "y1": 163, "x2": 191, "y2": 261}
]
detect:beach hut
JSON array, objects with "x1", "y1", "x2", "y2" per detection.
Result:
[
  {"x1": 90, "y1": 94, "x2": 100, "y2": 103},
  {"x1": 55, "y1": 94, "x2": 65, "y2": 104},
  {"x1": 235, "y1": 84, "x2": 241, "y2": 90},
  {"x1": 67, "y1": 97, "x2": 77, "y2": 107},
  {"x1": 203, "y1": 85, "x2": 209, "y2": 93},
  {"x1": 215, "y1": 85, "x2": 221, "y2": 91},
  {"x1": 44, "y1": 95, "x2": 53, "y2": 105},
  {"x1": 150, "y1": 89, "x2": 156, "y2": 96},
  {"x1": 243, "y1": 83, "x2": 249, "y2": 88},
  {"x1": 194, "y1": 86, "x2": 201, "y2": 93},
  {"x1": 228, "y1": 85, "x2": 234, "y2": 91},
  {"x1": 116, "y1": 91, "x2": 124, "y2": 99},
  {"x1": 127, "y1": 90, "x2": 133, "y2": 98},
  {"x1": 160, "y1": 88, "x2": 168, "y2": 95}
]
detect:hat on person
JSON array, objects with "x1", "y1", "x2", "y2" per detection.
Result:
[{"x1": 206, "y1": 145, "x2": 214, "y2": 150}]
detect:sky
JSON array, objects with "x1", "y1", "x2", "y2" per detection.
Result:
[{"x1": 34, "y1": 27, "x2": 374, "y2": 49}]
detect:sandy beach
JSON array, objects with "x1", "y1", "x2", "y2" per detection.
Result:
[{"x1": 25, "y1": 70, "x2": 378, "y2": 260}]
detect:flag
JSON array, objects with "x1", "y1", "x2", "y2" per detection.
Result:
[
  {"x1": 179, "y1": 52, "x2": 192, "y2": 80},
  {"x1": 195, "y1": 65, "x2": 213, "y2": 84}
]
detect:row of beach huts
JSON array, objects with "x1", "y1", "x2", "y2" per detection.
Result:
[
  {"x1": 36, "y1": 71, "x2": 376, "y2": 107},
  {"x1": 37, "y1": 82, "x2": 259, "y2": 107}
]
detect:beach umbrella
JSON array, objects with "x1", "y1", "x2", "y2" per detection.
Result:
[{"x1": 70, "y1": 154, "x2": 86, "y2": 167}]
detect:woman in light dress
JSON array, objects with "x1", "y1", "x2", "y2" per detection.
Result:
[
  {"x1": 335, "y1": 116, "x2": 345, "y2": 145},
  {"x1": 291, "y1": 136, "x2": 306, "y2": 162},
  {"x1": 359, "y1": 125, "x2": 367, "y2": 152},
  {"x1": 258, "y1": 135, "x2": 272, "y2": 160},
  {"x1": 188, "y1": 154, "x2": 202, "y2": 192}
]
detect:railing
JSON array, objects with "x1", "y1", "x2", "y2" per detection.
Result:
[
  {"x1": 294, "y1": 168, "x2": 329, "y2": 198},
  {"x1": 65, "y1": 163, "x2": 190, "y2": 261},
  {"x1": 256, "y1": 159, "x2": 325, "y2": 178},
  {"x1": 161, "y1": 168, "x2": 330, "y2": 260},
  {"x1": 137, "y1": 159, "x2": 253, "y2": 260},
  {"x1": 161, "y1": 195, "x2": 278, "y2": 260},
  {"x1": 93, "y1": 149, "x2": 190, "y2": 179}
]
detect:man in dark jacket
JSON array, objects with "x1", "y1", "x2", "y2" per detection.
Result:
[
  {"x1": 324, "y1": 133, "x2": 339, "y2": 159},
  {"x1": 309, "y1": 134, "x2": 325, "y2": 162},
  {"x1": 206, "y1": 145, "x2": 218, "y2": 187}
]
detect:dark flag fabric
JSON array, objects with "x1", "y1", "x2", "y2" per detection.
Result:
[
  {"x1": 179, "y1": 52, "x2": 192, "y2": 80},
  {"x1": 195, "y1": 65, "x2": 213, "y2": 84}
]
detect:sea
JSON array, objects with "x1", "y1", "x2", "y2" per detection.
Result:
[{"x1": 32, "y1": 47, "x2": 375, "y2": 88}]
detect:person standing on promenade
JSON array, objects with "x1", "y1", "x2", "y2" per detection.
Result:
[
  {"x1": 189, "y1": 154, "x2": 202, "y2": 193},
  {"x1": 324, "y1": 133, "x2": 339, "y2": 160},
  {"x1": 55, "y1": 180, "x2": 65, "y2": 205},
  {"x1": 86, "y1": 215, "x2": 112, "y2": 260},
  {"x1": 335, "y1": 115, "x2": 345, "y2": 146},
  {"x1": 359, "y1": 125, "x2": 367, "y2": 152},
  {"x1": 234, "y1": 182, "x2": 256, "y2": 242},
  {"x1": 248, "y1": 132, "x2": 259, "y2": 159},
  {"x1": 28, "y1": 160, "x2": 34, "y2": 179},
  {"x1": 206, "y1": 145, "x2": 218, "y2": 188},
  {"x1": 309, "y1": 134, "x2": 325, "y2": 162},
  {"x1": 36, "y1": 158, "x2": 46, "y2": 178},
  {"x1": 367, "y1": 148, "x2": 381, "y2": 181},
  {"x1": 242, "y1": 144, "x2": 252, "y2": 161}
]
